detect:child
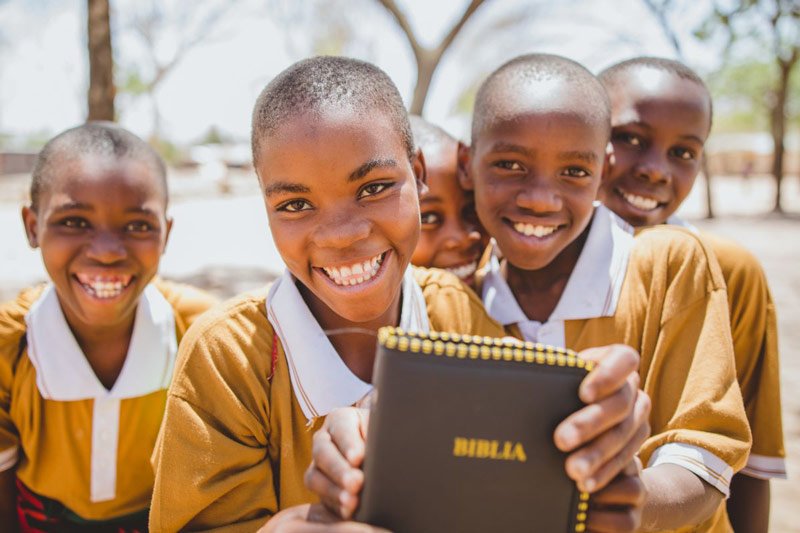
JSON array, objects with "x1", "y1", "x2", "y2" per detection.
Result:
[
  {"x1": 149, "y1": 56, "x2": 649, "y2": 532},
  {"x1": 308, "y1": 54, "x2": 751, "y2": 532},
  {"x1": 0, "y1": 122, "x2": 218, "y2": 530},
  {"x1": 409, "y1": 116, "x2": 488, "y2": 285},
  {"x1": 597, "y1": 57, "x2": 785, "y2": 532}
]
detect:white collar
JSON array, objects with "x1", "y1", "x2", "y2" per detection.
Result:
[
  {"x1": 482, "y1": 204, "x2": 635, "y2": 326},
  {"x1": 266, "y1": 266, "x2": 430, "y2": 421},
  {"x1": 24, "y1": 284, "x2": 178, "y2": 401},
  {"x1": 666, "y1": 214, "x2": 699, "y2": 234}
]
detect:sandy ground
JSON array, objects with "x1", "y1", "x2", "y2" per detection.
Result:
[{"x1": 1, "y1": 169, "x2": 799, "y2": 530}]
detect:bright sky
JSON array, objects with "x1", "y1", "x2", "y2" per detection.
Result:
[{"x1": 0, "y1": 0, "x2": 720, "y2": 147}]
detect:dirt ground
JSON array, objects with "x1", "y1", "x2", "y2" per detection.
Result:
[{"x1": 1, "y1": 169, "x2": 798, "y2": 530}]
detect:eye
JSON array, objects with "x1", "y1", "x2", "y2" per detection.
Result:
[
  {"x1": 494, "y1": 160, "x2": 524, "y2": 171},
  {"x1": 60, "y1": 217, "x2": 89, "y2": 229},
  {"x1": 615, "y1": 132, "x2": 643, "y2": 147},
  {"x1": 564, "y1": 167, "x2": 590, "y2": 178},
  {"x1": 420, "y1": 211, "x2": 442, "y2": 226},
  {"x1": 358, "y1": 181, "x2": 392, "y2": 199},
  {"x1": 278, "y1": 199, "x2": 312, "y2": 212},
  {"x1": 125, "y1": 221, "x2": 154, "y2": 232},
  {"x1": 670, "y1": 147, "x2": 696, "y2": 161}
]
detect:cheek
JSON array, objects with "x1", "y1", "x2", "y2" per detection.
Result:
[
  {"x1": 268, "y1": 217, "x2": 307, "y2": 270},
  {"x1": 411, "y1": 232, "x2": 437, "y2": 267},
  {"x1": 130, "y1": 238, "x2": 167, "y2": 271}
]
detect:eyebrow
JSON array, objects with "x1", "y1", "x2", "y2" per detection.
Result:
[
  {"x1": 348, "y1": 158, "x2": 398, "y2": 182},
  {"x1": 679, "y1": 134, "x2": 705, "y2": 145},
  {"x1": 487, "y1": 142, "x2": 535, "y2": 158},
  {"x1": 52, "y1": 201, "x2": 93, "y2": 213},
  {"x1": 264, "y1": 181, "x2": 312, "y2": 197},
  {"x1": 420, "y1": 196, "x2": 443, "y2": 204},
  {"x1": 125, "y1": 206, "x2": 161, "y2": 217},
  {"x1": 558, "y1": 151, "x2": 598, "y2": 164}
]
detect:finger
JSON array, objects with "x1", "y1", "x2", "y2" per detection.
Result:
[
  {"x1": 590, "y1": 475, "x2": 646, "y2": 507},
  {"x1": 576, "y1": 417, "x2": 650, "y2": 493},
  {"x1": 554, "y1": 381, "x2": 635, "y2": 453},
  {"x1": 563, "y1": 391, "x2": 650, "y2": 486},
  {"x1": 311, "y1": 427, "x2": 364, "y2": 494},
  {"x1": 303, "y1": 466, "x2": 359, "y2": 519},
  {"x1": 328, "y1": 408, "x2": 369, "y2": 467},
  {"x1": 585, "y1": 508, "x2": 640, "y2": 533},
  {"x1": 578, "y1": 345, "x2": 639, "y2": 403}
]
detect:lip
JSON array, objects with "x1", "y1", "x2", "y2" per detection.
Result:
[
  {"x1": 615, "y1": 187, "x2": 668, "y2": 213},
  {"x1": 71, "y1": 272, "x2": 136, "y2": 302},
  {"x1": 441, "y1": 259, "x2": 479, "y2": 281},
  {"x1": 314, "y1": 250, "x2": 393, "y2": 293},
  {"x1": 504, "y1": 217, "x2": 566, "y2": 243}
]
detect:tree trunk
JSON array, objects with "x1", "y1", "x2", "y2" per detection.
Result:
[
  {"x1": 770, "y1": 60, "x2": 791, "y2": 213},
  {"x1": 410, "y1": 50, "x2": 439, "y2": 115},
  {"x1": 701, "y1": 154, "x2": 714, "y2": 218},
  {"x1": 87, "y1": 0, "x2": 115, "y2": 121}
]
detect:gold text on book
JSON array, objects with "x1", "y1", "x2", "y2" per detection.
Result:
[{"x1": 452, "y1": 437, "x2": 527, "y2": 462}]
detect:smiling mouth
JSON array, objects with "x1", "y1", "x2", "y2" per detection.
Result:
[
  {"x1": 74, "y1": 273, "x2": 134, "y2": 299},
  {"x1": 444, "y1": 260, "x2": 478, "y2": 281},
  {"x1": 510, "y1": 221, "x2": 563, "y2": 239},
  {"x1": 617, "y1": 188, "x2": 662, "y2": 212},
  {"x1": 319, "y1": 251, "x2": 388, "y2": 287}
]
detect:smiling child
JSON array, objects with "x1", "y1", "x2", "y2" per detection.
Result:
[
  {"x1": 150, "y1": 56, "x2": 649, "y2": 532},
  {"x1": 409, "y1": 116, "x2": 488, "y2": 285},
  {"x1": 462, "y1": 54, "x2": 750, "y2": 531},
  {"x1": 598, "y1": 57, "x2": 785, "y2": 532},
  {"x1": 0, "y1": 122, "x2": 218, "y2": 531}
]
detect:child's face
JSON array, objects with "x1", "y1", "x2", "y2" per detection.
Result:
[
  {"x1": 464, "y1": 86, "x2": 609, "y2": 271},
  {"x1": 411, "y1": 141, "x2": 486, "y2": 283},
  {"x1": 256, "y1": 109, "x2": 424, "y2": 324},
  {"x1": 600, "y1": 68, "x2": 711, "y2": 226},
  {"x1": 22, "y1": 156, "x2": 171, "y2": 330}
]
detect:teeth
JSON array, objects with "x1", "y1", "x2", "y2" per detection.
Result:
[
  {"x1": 621, "y1": 191, "x2": 658, "y2": 211},
  {"x1": 75, "y1": 274, "x2": 132, "y2": 299},
  {"x1": 445, "y1": 261, "x2": 478, "y2": 281},
  {"x1": 321, "y1": 253, "x2": 385, "y2": 287},
  {"x1": 512, "y1": 222, "x2": 558, "y2": 238}
]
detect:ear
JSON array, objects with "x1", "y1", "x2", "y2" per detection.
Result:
[
  {"x1": 162, "y1": 216, "x2": 174, "y2": 254},
  {"x1": 412, "y1": 147, "x2": 429, "y2": 197},
  {"x1": 457, "y1": 141, "x2": 474, "y2": 191},
  {"x1": 21, "y1": 206, "x2": 39, "y2": 248},
  {"x1": 601, "y1": 141, "x2": 615, "y2": 186}
]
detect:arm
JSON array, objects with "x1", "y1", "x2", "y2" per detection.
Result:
[
  {"x1": 640, "y1": 464, "x2": 723, "y2": 530},
  {"x1": 726, "y1": 475, "x2": 770, "y2": 533}
]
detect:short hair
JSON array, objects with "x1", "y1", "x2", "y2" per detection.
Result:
[
  {"x1": 598, "y1": 56, "x2": 713, "y2": 124},
  {"x1": 251, "y1": 56, "x2": 414, "y2": 169},
  {"x1": 409, "y1": 115, "x2": 457, "y2": 154},
  {"x1": 30, "y1": 121, "x2": 167, "y2": 211},
  {"x1": 472, "y1": 54, "x2": 611, "y2": 143}
]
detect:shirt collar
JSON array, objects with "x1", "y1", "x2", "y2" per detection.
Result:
[
  {"x1": 24, "y1": 284, "x2": 178, "y2": 401},
  {"x1": 266, "y1": 266, "x2": 430, "y2": 421},
  {"x1": 482, "y1": 204, "x2": 635, "y2": 325}
]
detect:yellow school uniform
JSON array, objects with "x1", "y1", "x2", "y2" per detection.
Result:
[
  {"x1": 149, "y1": 267, "x2": 506, "y2": 532},
  {"x1": 668, "y1": 215, "x2": 785, "y2": 479},
  {"x1": 0, "y1": 279, "x2": 217, "y2": 522},
  {"x1": 478, "y1": 205, "x2": 751, "y2": 533}
]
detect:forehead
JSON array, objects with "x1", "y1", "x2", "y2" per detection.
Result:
[
  {"x1": 43, "y1": 155, "x2": 166, "y2": 207},
  {"x1": 609, "y1": 68, "x2": 710, "y2": 124},
  {"x1": 256, "y1": 108, "x2": 409, "y2": 181}
]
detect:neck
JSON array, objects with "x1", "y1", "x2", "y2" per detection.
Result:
[
  {"x1": 505, "y1": 220, "x2": 591, "y2": 323},
  {"x1": 298, "y1": 282, "x2": 403, "y2": 384}
]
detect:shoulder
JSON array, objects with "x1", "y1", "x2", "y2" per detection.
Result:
[
  {"x1": 152, "y1": 278, "x2": 220, "y2": 327},
  {"x1": 413, "y1": 267, "x2": 504, "y2": 337},
  {"x1": 170, "y1": 287, "x2": 275, "y2": 400},
  {"x1": 0, "y1": 286, "x2": 45, "y2": 382},
  {"x1": 698, "y1": 231, "x2": 767, "y2": 284}
]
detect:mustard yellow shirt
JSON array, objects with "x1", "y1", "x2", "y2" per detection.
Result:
[
  {"x1": 149, "y1": 267, "x2": 506, "y2": 532},
  {"x1": 0, "y1": 279, "x2": 217, "y2": 521}
]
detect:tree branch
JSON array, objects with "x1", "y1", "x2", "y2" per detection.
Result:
[
  {"x1": 437, "y1": 0, "x2": 487, "y2": 55},
  {"x1": 376, "y1": 0, "x2": 423, "y2": 59}
]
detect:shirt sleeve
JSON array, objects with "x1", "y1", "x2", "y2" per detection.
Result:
[
  {"x1": 149, "y1": 297, "x2": 275, "y2": 532},
  {"x1": 702, "y1": 232, "x2": 786, "y2": 479},
  {"x1": 636, "y1": 230, "x2": 751, "y2": 498}
]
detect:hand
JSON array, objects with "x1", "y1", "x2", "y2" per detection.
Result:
[
  {"x1": 553, "y1": 344, "x2": 651, "y2": 493},
  {"x1": 586, "y1": 457, "x2": 646, "y2": 532},
  {"x1": 304, "y1": 407, "x2": 370, "y2": 519},
  {"x1": 258, "y1": 503, "x2": 391, "y2": 532}
]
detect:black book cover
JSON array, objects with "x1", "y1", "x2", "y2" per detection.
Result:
[{"x1": 356, "y1": 327, "x2": 591, "y2": 533}]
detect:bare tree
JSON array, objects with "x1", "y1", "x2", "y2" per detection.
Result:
[
  {"x1": 87, "y1": 0, "x2": 114, "y2": 121},
  {"x1": 642, "y1": 0, "x2": 715, "y2": 218},
  {"x1": 376, "y1": 0, "x2": 488, "y2": 115}
]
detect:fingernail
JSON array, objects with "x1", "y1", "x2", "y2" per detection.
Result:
[
  {"x1": 584, "y1": 477, "x2": 596, "y2": 492},
  {"x1": 559, "y1": 426, "x2": 580, "y2": 449},
  {"x1": 339, "y1": 491, "x2": 355, "y2": 506},
  {"x1": 343, "y1": 471, "x2": 359, "y2": 489},
  {"x1": 572, "y1": 457, "x2": 590, "y2": 478}
]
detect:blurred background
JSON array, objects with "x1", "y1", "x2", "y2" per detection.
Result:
[{"x1": 0, "y1": 0, "x2": 798, "y2": 528}]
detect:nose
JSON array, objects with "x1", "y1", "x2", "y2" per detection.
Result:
[
  {"x1": 86, "y1": 230, "x2": 127, "y2": 264},
  {"x1": 441, "y1": 218, "x2": 482, "y2": 252},
  {"x1": 635, "y1": 148, "x2": 670, "y2": 184},
  {"x1": 515, "y1": 179, "x2": 562, "y2": 214},
  {"x1": 311, "y1": 209, "x2": 371, "y2": 249}
]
